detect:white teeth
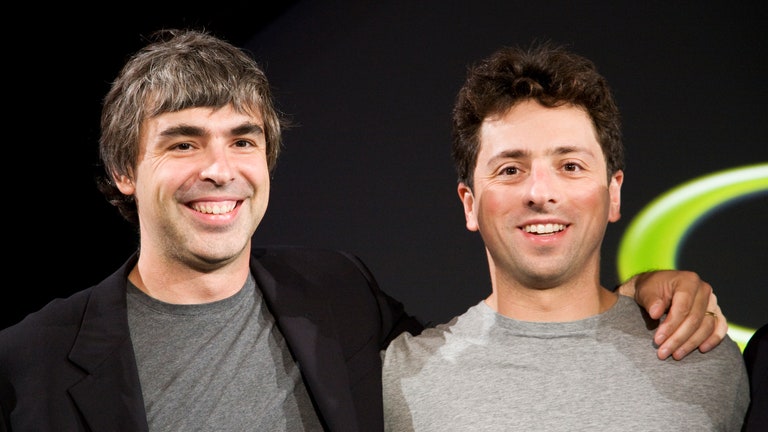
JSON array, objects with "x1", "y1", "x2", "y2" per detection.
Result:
[
  {"x1": 191, "y1": 202, "x2": 236, "y2": 214},
  {"x1": 524, "y1": 223, "x2": 565, "y2": 234}
]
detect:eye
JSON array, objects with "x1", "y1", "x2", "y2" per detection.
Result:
[
  {"x1": 563, "y1": 162, "x2": 582, "y2": 172},
  {"x1": 234, "y1": 139, "x2": 254, "y2": 148},
  {"x1": 499, "y1": 166, "x2": 519, "y2": 176},
  {"x1": 171, "y1": 142, "x2": 194, "y2": 151}
]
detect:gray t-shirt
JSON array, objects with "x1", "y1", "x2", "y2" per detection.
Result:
[
  {"x1": 382, "y1": 295, "x2": 749, "y2": 431},
  {"x1": 127, "y1": 274, "x2": 323, "y2": 431}
]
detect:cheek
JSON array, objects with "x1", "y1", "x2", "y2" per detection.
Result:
[
  {"x1": 242, "y1": 158, "x2": 270, "y2": 186},
  {"x1": 476, "y1": 187, "x2": 518, "y2": 224},
  {"x1": 571, "y1": 183, "x2": 613, "y2": 216},
  {"x1": 135, "y1": 159, "x2": 193, "y2": 200},
  {"x1": 236, "y1": 159, "x2": 271, "y2": 204},
  {"x1": 163, "y1": 165, "x2": 190, "y2": 185}
]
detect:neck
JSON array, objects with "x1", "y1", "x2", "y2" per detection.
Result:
[
  {"x1": 485, "y1": 285, "x2": 618, "y2": 322},
  {"x1": 128, "y1": 248, "x2": 251, "y2": 305}
]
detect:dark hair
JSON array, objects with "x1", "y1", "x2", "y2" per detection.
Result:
[
  {"x1": 451, "y1": 42, "x2": 624, "y2": 188},
  {"x1": 97, "y1": 28, "x2": 284, "y2": 224}
]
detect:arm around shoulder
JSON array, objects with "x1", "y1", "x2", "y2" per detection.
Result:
[{"x1": 617, "y1": 269, "x2": 727, "y2": 360}]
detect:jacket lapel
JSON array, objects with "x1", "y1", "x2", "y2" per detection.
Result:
[
  {"x1": 67, "y1": 255, "x2": 149, "y2": 432},
  {"x1": 251, "y1": 252, "x2": 360, "y2": 431}
]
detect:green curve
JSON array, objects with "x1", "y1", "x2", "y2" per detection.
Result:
[{"x1": 617, "y1": 163, "x2": 768, "y2": 351}]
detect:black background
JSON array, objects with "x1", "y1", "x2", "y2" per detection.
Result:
[{"x1": 6, "y1": 1, "x2": 766, "y2": 338}]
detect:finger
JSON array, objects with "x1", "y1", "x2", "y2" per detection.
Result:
[
  {"x1": 698, "y1": 294, "x2": 727, "y2": 353},
  {"x1": 617, "y1": 272, "x2": 667, "y2": 319},
  {"x1": 647, "y1": 299, "x2": 666, "y2": 320},
  {"x1": 655, "y1": 279, "x2": 712, "y2": 359},
  {"x1": 667, "y1": 311, "x2": 718, "y2": 360},
  {"x1": 653, "y1": 275, "x2": 710, "y2": 347}
]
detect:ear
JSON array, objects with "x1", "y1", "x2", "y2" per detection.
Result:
[
  {"x1": 457, "y1": 182, "x2": 480, "y2": 232},
  {"x1": 113, "y1": 172, "x2": 136, "y2": 196},
  {"x1": 608, "y1": 169, "x2": 623, "y2": 223}
]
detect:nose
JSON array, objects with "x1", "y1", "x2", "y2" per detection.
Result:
[
  {"x1": 199, "y1": 145, "x2": 235, "y2": 185},
  {"x1": 524, "y1": 164, "x2": 558, "y2": 208}
]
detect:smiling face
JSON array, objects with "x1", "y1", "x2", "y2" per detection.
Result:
[
  {"x1": 458, "y1": 100, "x2": 623, "y2": 291},
  {"x1": 115, "y1": 105, "x2": 270, "y2": 272}
]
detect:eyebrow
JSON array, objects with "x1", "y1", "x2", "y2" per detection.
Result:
[
  {"x1": 231, "y1": 123, "x2": 265, "y2": 136},
  {"x1": 487, "y1": 146, "x2": 593, "y2": 163},
  {"x1": 159, "y1": 122, "x2": 264, "y2": 138},
  {"x1": 486, "y1": 149, "x2": 528, "y2": 167}
]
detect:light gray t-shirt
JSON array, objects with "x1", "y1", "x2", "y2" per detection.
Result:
[
  {"x1": 127, "y1": 274, "x2": 323, "y2": 431},
  {"x1": 382, "y1": 295, "x2": 749, "y2": 432}
]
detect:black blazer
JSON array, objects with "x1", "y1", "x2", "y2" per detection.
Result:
[
  {"x1": 742, "y1": 322, "x2": 767, "y2": 432},
  {"x1": 0, "y1": 245, "x2": 422, "y2": 432}
]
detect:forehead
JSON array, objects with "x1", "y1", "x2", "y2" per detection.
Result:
[
  {"x1": 479, "y1": 101, "x2": 599, "y2": 156},
  {"x1": 151, "y1": 105, "x2": 263, "y2": 125}
]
